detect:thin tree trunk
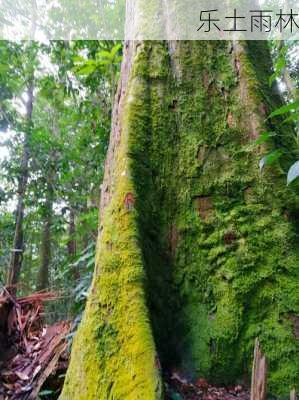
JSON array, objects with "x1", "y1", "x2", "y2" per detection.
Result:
[
  {"x1": 82, "y1": 200, "x2": 90, "y2": 249},
  {"x1": 37, "y1": 182, "x2": 53, "y2": 290},
  {"x1": 250, "y1": 339, "x2": 267, "y2": 400},
  {"x1": 290, "y1": 389, "x2": 297, "y2": 400},
  {"x1": 61, "y1": 6, "x2": 299, "y2": 400},
  {"x1": 6, "y1": 1, "x2": 37, "y2": 291},
  {"x1": 7, "y1": 83, "x2": 33, "y2": 289},
  {"x1": 67, "y1": 208, "x2": 79, "y2": 280},
  {"x1": 67, "y1": 208, "x2": 76, "y2": 259},
  {"x1": 36, "y1": 108, "x2": 59, "y2": 290},
  {"x1": 67, "y1": 207, "x2": 77, "y2": 259}
]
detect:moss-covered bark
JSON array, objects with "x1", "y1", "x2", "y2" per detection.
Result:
[{"x1": 60, "y1": 40, "x2": 299, "y2": 399}]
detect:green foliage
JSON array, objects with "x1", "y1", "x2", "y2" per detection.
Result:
[
  {"x1": 0, "y1": 40, "x2": 121, "y2": 306},
  {"x1": 268, "y1": 99, "x2": 299, "y2": 119},
  {"x1": 259, "y1": 150, "x2": 283, "y2": 171},
  {"x1": 73, "y1": 43, "x2": 122, "y2": 76},
  {"x1": 71, "y1": 244, "x2": 95, "y2": 313},
  {"x1": 269, "y1": 45, "x2": 287, "y2": 87},
  {"x1": 38, "y1": 389, "x2": 55, "y2": 397},
  {"x1": 0, "y1": 211, "x2": 14, "y2": 281},
  {"x1": 254, "y1": 41, "x2": 299, "y2": 186},
  {"x1": 254, "y1": 131, "x2": 275, "y2": 145},
  {"x1": 283, "y1": 113, "x2": 299, "y2": 124}
]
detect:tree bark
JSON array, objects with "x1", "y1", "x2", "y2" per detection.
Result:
[
  {"x1": 7, "y1": 0, "x2": 37, "y2": 291},
  {"x1": 37, "y1": 182, "x2": 53, "y2": 291},
  {"x1": 67, "y1": 208, "x2": 76, "y2": 259},
  {"x1": 67, "y1": 207, "x2": 79, "y2": 280},
  {"x1": 290, "y1": 389, "x2": 297, "y2": 400},
  {"x1": 36, "y1": 109, "x2": 59, "y2": 290},
  {"x1": 7, "y1": 83, "x2": 33, "y2": 290},
  {"x1": 250, "y1": 339, "x2": 267, "y2": 400},
  {"x1": 60, "y1": 9, "x2": 299, "y2": 400}
]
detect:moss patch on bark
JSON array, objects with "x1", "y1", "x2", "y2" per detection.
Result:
[
  {"x1": 61, "y1": 40, "x2": 299, "y2": 399},
  {"x1": 128, "y1": 41, "x2": 299, "y2": 396}
]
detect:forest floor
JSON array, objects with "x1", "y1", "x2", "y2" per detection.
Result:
[
  {"x1": 0, "y1": 289, "x2": 69, "y2": 400},
  {"x1": 164, "y1": 371, "x2": 250, "y2": 400}
]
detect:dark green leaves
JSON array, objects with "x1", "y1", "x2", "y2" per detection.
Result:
[
  {"x1": 254, "y1": 131, "x2": 275, "y2": 145},
  {"x1": 282, "y1": 113, "x2": 299, "y2": 124},
  {"x1": 259, "y1": 150, "x2": 283, "y2": 171},
  {"x1": 268, "y1": 100, "x2": 299, "y2": 119},
  {"x1": 73, "y1": 60, "x2": 97, "y2": 76},
  {"x1": 73, "y1": 42, "x2": 122, "y2": 78},
  {"x1": 252, "y1": 131, "x2": 282, "y2": 172},
  {"x1": 269, "y1": 45, "x2": 287, "y2": 87}
]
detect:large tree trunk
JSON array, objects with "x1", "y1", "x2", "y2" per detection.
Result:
[
  {"x1": 7, "y1": 83, "x2": 33, "y2": 290},
  {"x1": 60, "y1": 28, "x2": 299, "y2": 400}
]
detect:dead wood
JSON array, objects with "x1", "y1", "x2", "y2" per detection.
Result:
[
  {"x1": 0, "y1": 289, "x2": 70, "y2": 400},
  {"x1": 250, "y1": 338, "x2": 267, "y2": 400}
]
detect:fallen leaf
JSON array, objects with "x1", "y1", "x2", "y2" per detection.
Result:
[
  {"x1": 15, "y1": 371, "x2": 29, "y2": 380},
  {"x1": 33, "y1": 365, "x2": 41, "y2": 378}
]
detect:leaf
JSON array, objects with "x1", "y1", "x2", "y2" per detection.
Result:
[
  {"x1": 254, "y1": 132, "x2": 275, "y2": 145},
  {"x1": 287, "y1": 161, "x2": 299, "y2": 185},
  {"x1": 15, "y1": 371, "x2": 29, "y2": 380},
  {"x1": 86, "y1": 256, "x2": 95, "y2": 268},
  {"x1": 74, "y1": 63, "x2": 96, "y2": 76},
  {"x1": 97, "y1": 59, "x2": 111, "y2": 66},
  {"x1": 38, "y1": 389, "x2": 54, "y2": 396},
  {"x1": 269, "y1": 73, "x2": 278, "y2": 87},
  {"x1": 269, "y1": 56, "x2": 286, "y2": 87},
  {"x1": 110, "y1": 43, "x2": 122, "y2": 59},
  {"x1": 96, "y1": 50, "x2": 112, "y2": 60},
  {"x1": 76, "y1": 66, "x2": 96, "y2": 75},
  {"x1": 276, "y1": 56, "x2": 286, "y2": 72},
  {"x1": 33, "y1": 365, "x2": 42, "y2": 378},
  {"x1": 283, "y1": 113, "x2": 299, "y2": 124},
  {"x1": 259, "y1": 150, "x2": 283, "y2": 171},
  {"x1": 96, "y1": 44, "x2": 122, "y2": 64},
  {"x1": 0, "y1": 64, "x2": 9, "y2": 74},
  {"x1": 114, "y1": 55, "x2": 123, "y2": 64},
  {"x1": 72, "y1": 55, "x2": 86, "y2": 63},
  {"x1": 268, "y1": 100, "x2": 299, "y2": 119},
  {"x1": 170, "y1": 392, "x2": 183, "y2": 400}
]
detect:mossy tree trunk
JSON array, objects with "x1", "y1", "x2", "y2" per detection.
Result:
[{"x1": 60, "y1": 36, "x2": 299, "y2": 400}]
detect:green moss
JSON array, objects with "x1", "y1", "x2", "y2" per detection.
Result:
[
  {"x1": 61, "y1": 40, "x2": 299, "y2": 399},
  {"x1": 60, "y1": 44, "x2": 162, "y2": 400},
  {"x1": 128, "y1": 41, "x2": 299, "y2": 396}
]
